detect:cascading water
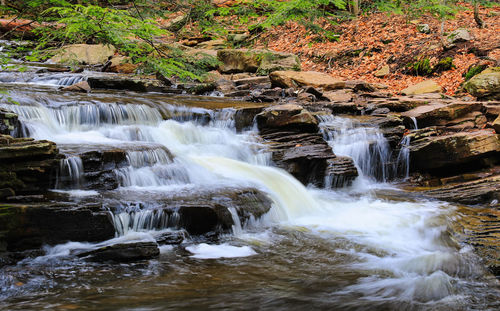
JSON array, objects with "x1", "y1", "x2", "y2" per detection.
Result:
[
  {"x1": 56, "y1": 156, "x2": 84, "y2": 189},
  {"x1": 318, "y1": 115, "x2": 411, "y2": 182},
  {"x1": 395, "y1": 117, "x2": 418, "y2": 179},
  {"x1": 1, "y1": 78, "x2": 498, "y2": 310}
]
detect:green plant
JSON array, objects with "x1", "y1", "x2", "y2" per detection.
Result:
[
  {"x1": 464, "y1": 64, "x2": 487, "y2": 81},
  {"x1": 433, "y1": 57, "x2": 455, "y2": 72},
  {"x1": 408, "y1": 57, "x2": 433, "y2": 76},
  {"x1": 24, "y1": 2, "x2": 204, "y2": 80},
  {"x1": 372, "y1": 0, "x2": 458, "y2": 21}
]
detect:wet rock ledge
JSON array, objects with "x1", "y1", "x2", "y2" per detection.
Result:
[{"x1": 256, "y1": 104, "x2": 358, "y2": 187}]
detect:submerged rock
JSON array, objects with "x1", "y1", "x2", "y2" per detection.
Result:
[
  {"x1": 87, "y1": 75, "x2": 165, "y2": 92},
  {"x1": 76, "y1": 242, "x2": 160, "y2": 262},
  {"x1": 61, "y1": 81, "x2": 91, "y2": 93},
  {"x1": 154, "y1": 230, "x2": 187, "y2": 245},
  {"x1": 452, "y1": 205, "x2": 500, "y2": 277},
  {"x1": 425, "y1": 174, "x2": 500, "y2": 205}
]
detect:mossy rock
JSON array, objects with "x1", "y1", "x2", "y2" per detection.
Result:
[
  {"x1": 434, "y1": 57, "x2": 455, "y2": 73},
  {"x1": 463, "y1": 67, "x2": 500, "y2": 100},
  {"x1": 217, "y1": 49, "x2": 300, "y2": 74},
  {"x1": 464, "y1": 65, "x2": 488, "y2": 81}
]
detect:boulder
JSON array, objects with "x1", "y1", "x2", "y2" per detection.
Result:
[
  {"x1": 447, "y1": 28, "x2": 471, "y2": 45},
  {"x1": 401, "y1": 80, "x2": 442, "y2": 95},
  {"x1": 0, "y1": 134, "x2": 61, "y2": 198},
  {"x1": 0, "y1": 203, "x2": 115, "y2": 252},
  {"x1": 0, "y1": 108, "x2": 20, "y2": 136},
  {"x1": 452, "y1": 204, "x2": 500, "y2": 276},
  {"x1": 401, "y1": 102, "x2": 482, "y2": 128},
  {"x1": 58, "y1": 144, "x2": 172, "y2": 190},
  {"x1": 270, "y1": 71, "x2": 345, "y2": 91},
  {"x1": 86, "y1": 76, "x2": 166, "y2": 92},
  {"x1": 325, "y1": 157, "x2": 359, "y2": 188},
  {"x1": 106, "y1": 56, "x2": 138, "y2": 74},
  {"x1": 197, "y1": 39, "x2": 227, "y2": 50},
  {"x1": 258, "y1": 129, "x2": 357, "y2": 186},
  {"x1": 228, "y1": 33, "x2": 249, "y2": 44},
  {"x1": 49, "y1": 44, "x2": 116, "y2": 65},
  {"x1": 153, "y1": 230, "x2": 187, "y2": 245},
  {"x1": 234, "y1": 106, "x2": 266, "y2": 131},
  {"x1": 425, "y1": 175, "x2": 500, "y2": 205},
  {"x1": 164, "y1": 14, "x2": 188, "y2": 32},
  {"x1": 217, "y1": 49, "x2": 259, "y2": 73},
  {"x1": 100, "y1": 187, "x2": 273, "y2": 236},
  {"x1": 176, "y1": 188, "x2": 272, "y2": 234},
  {"x1": 256, "y1": 51, "x2": 301, "y2": 75},
  {"x1": 494, "y1": 115, "x2": 500, "y2": 134},
  {"x1": 256, "y1": 104, "x2": 318, "y2": 133},
  {"x1": 463, "y1": 67, "x2": 500, "y2": 100},
  {"x1": 217, "y1": 49, "x2": 300, "y2": 74},
  {"x1": 374, "y1": 65, "x2": 390, "y2": 78},
  {"x1": 76, "y1": 242, "x2": 160, "y2": 262},
  {"x1": 323, "y1": 90, "x2": 354, "y2": 102},
  {"x1": 417, "y1": 24, "x2": 430, "y2": 34},
  {"x1": 409, "y1": 130, "x2": 500, "y2": 174},
  {"x1": 61, "y1": 81, "x2": 91, "y2": 93}
]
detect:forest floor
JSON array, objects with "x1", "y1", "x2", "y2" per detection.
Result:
[{"x1": 252, "y1": 3, "x2": 500, "y2": 95}]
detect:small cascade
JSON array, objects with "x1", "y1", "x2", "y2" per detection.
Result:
[
  {"x1": 395, "y1": 117, "x2": 418, "y2": 179},
  {"x1": 228, "y1": 207, "x2": 243, "y2": 236},
  {"x1": 0, "y1": 71, "x2": 87, "y2": 86},
  {"x1": 318, "y1": 115, "x2": 393, "y2": 181},
  {"x1": 116, "y1": 148, "x2": 191, "y2": 188},
  {"x1": 210, "y1": 108, "x2": 236, "y2": 129},
  {"x1": 1, "y1": 102, "x2": 163, "y2": 133},
  {"x1": 125, "y1": 148, "x2": 172, "y2": 168},
  {"x1": 110, "y1": 207, "x2": 181, "y2": 236},
  {"x1": 56, "y1": 156, "x2": 84, "y2": 189}
]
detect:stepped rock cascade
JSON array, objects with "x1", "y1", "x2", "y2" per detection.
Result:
[
  {"x1": 318, "y1": 115, "x2": 410, "y2": 182},
  {"x1": 0, "y1": 71, "x2": 87, "y2": 86},
  {"x1": 1, "y1": 74, "x2": 499, "y2": 310}
]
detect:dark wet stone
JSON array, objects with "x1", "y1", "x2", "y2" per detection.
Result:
[
  {"x1": 0, "y1": 203, "x2": 115, "y2": 252},
  {"x1": 154, "y1": 230, "x2": 187, "y2": 245},
  {"x1": 0, "y1": 134, "x2": 61, "y2": 198},
  {"x1": 76, "y1": 242, "x2": 160, "y2": 262},
  {"x1": 409, "y1": 129, "x2": 500, "y2": 175}
]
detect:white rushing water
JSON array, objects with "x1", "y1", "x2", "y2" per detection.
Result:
[{"x1": 0, "y1": 90, "x2": 489, "y2": 306}]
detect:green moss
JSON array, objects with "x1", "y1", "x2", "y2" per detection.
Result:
[
  {"x1": 408, "y1": 57, "x2": 433, "y2": 76},
  {"x1": 434, "y1": 57, "x2": 455, "y2": 73},
  {"x1": 464, "y1": 65, "x2": 487, "y2": 81}
]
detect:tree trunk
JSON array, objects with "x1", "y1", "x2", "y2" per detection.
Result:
[
  {"x1": 351, "y1": 0, "x2": 360, "y2": 16},
  {"x1": 474, "y1": 2, "x2": 486, "y2": 29}
]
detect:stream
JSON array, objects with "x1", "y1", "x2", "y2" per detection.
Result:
[{"x1": 1, "y1": 69, "x2": 499, "y2": 310}]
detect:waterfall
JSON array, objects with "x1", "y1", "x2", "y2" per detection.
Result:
[
  {"x1": 395, "y1": 117, "x2": 418, "y2": 179},
  {"x1": 56, "y1": 156, "x2": 84, "y2": 189},
  {"x1": 2, "y1": 83, "x2": 490, "y2": 308},
  {"x1": 318, "y1": 115, "x2": 411, "y2": 182},
  {"x1": 318, "y1": 115, "x2": 393, "y2": 181},
  {"x1": 0, "y1": 71, "x2": 87, "y2": 86},
  {"x1": 110, "y1": 208, "x2": 181, "y2": 236}
]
